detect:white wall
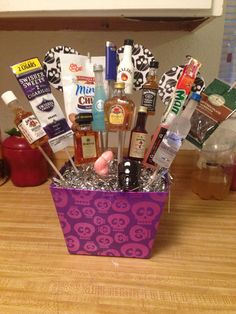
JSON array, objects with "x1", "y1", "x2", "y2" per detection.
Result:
[{"x1": 0, "y1": 16, "x2": 225, "y2": 149}]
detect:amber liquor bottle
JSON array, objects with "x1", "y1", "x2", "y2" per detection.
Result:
[
  {"x1": 141, "y1": 61, "x2": 159, "y2": 114},
  {"x1": 72, "y1": 113, "x2": 100, "y2": 165},
  {"x1": 128, "y1": 106, "x2": 148, "y2": 161},
  {"x1": 1, "y1": 91, "x2": 48, "y2": 149},
  {"x1": 104, "y1": 82, "x2": 135, "y2": 132}
]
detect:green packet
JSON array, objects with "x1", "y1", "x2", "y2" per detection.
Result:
[{"x1": 187, "y1": 78, "x2": 236, "y2": 149}]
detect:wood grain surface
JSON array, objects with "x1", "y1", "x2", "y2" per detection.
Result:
[{"x1": 0, "y1": 151, "x2": 235, "y2": 314}]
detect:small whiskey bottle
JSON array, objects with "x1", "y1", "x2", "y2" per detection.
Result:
[
  {"x1": 72, "y1": 113, "x2": 100, "y2": 165},
  {"x1": 1, "y1": 91, "x2": 48, "y2": 149},
  {"x1": 104, "y1": 82, "x2": 135, "y2": 132},
  {"x1": 141, "y1": 61, "x2": 159, "y2": 114},
  {"x1": 128, "y1": 106, "x2": 148, "y2": 161}
]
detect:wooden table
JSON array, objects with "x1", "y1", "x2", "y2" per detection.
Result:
[{"x1": 0, "y1": 151, "x2": 236, "y2": 313}]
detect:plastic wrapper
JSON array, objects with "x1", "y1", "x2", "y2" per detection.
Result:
[{"x1": 52, "y1": 160, "x2": 169, "y2": 193}]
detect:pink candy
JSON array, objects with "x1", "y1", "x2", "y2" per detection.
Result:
[{"x1": 94, "y1": 151, "x2": 114, "y2": 176}]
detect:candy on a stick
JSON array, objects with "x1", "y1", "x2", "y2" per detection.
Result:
[{"x1": 94, "y1": 150, "x2": 114, "y2": 176}]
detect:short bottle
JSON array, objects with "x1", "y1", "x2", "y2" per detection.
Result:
[
  {"x1": 191, "y1": 141, "x2": 234, "y2": 200},
  {"x1": 92, "y1": 64, "x2": 106, "y2": 132},
  {"x1": 141, "y1": 61, "x2": 159, "y2": 114},
  {"x1": 128, "y1": 106, "x2": 148, "y2": 161},
  {"x1": 72, "y1": 113, "x2": 100, "y2": 165},
  {"x1": 117, "y1": 39, "x2": 134, "y2": 95},
  {"x1": 104, "y1": 82, "x2": 135, "y2": 132},
  {"x1": 152, "y1": 92, "x2": 201, "y2": 169},
  {"x1": 1, "y1": 91, "x2": 48, "y2": 149}
]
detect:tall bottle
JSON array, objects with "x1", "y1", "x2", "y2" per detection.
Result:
[
  {"x1": 117, "y1": 39, "x2": 134, "y2": 95},
  {"x1": 141, "y1": 61, "x2": 159, "y2": 114},
  {"x1": 72, "y1": 113, "x2": 100, "y2": 165},
  {"x1": 92, "y1": 64, "x2": 106, "y2": 132},
  {"x1": 104, "y1": 82, "x2": 135, "y2": 132},
  {"x1": 152, "y1": 92, "x2": 201, "y2": 169},
  {"x1": 1, "y1": 91, "x2": 48, "y2": 149},
  {"x1": 128, "y1": 106, "x2": 148, "y2": 161}
]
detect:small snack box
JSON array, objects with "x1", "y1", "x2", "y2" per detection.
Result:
[{"x1": 50, "y1": 183, "x2": 168, "y2": 259}]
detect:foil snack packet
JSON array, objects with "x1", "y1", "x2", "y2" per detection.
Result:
[
  {"x1": 11, "y1": 57, "x2": 73, "y2": 152},
  {"x1": 187, "y1": 79, "x2": 236, "y2": 148},
  {"x1": 60, "y1": 54, "x2": 108, "y2": 126}
]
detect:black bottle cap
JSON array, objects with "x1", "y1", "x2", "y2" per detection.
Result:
[
  {"x1": 75, "y1": 112, "x2": 93, "y2": 125},
  {"x1": 150, "y1": 60, "x2": 159, "y2": 68},
  {"x1": 124, "y1": 39, "x2": 134, "y2": 46}
]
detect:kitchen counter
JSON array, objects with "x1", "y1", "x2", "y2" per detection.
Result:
[{"x1": 0, "y1": 151, "x2": 236, "y2": 313}]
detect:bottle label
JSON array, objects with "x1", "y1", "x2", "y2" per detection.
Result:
[
  {"x1": 18, "y1": 115, "x2": 47, "y2": 145},
  {"x1": 129, "y1": 132, "x2": 147, "y2": 159},
  {"x1": 81, "y1": 135, "x2": 97, "y2": 158},
  {"x1": 152, "y1": 131, "x2": 182, "y2": 168},
  {"x1": 141, "y1": 88, "x2": 158, "y2": 112},
  {"x1": 109, "y1": 105, "x2": 125, "y2": 126},
  {"x1": 144, "y1": 126, "x2": 168, "y2": 168},
  {"x1": 95, "y1": 99, "x2": 104, "y2": 112},
  {"x1": 117, "y1": 67, "x2": 134, "y2": 94}
]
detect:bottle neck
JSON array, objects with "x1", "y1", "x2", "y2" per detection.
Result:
[
  {"x1": 8, "y1": 100, "x2": 25, "y2": 116},
  {"x1": 113, "y1": 88, "x2": 126, "y2": 98},
  {"x1": 147, "y1": 67, "x2": 158, "y2": 81},
  {"x1": 181, "y1": 99, "x2": 198, "y2": 119},
  {"x1": 122, "y1": 45, "x2": 133, "y2": 62},
  {"x1": 94, "y1": 71, "x2": 104, "y2": 87},
  {"x1": 134, "y1": 112, "x2": 147, "y2": 130}
]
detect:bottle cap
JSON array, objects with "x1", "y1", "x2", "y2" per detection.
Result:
[
  {"x1": 190, "y1": 92, "x2": 201, "y2": 102},
  {"x1": 93, "y1": 64, "x2": 103, "y2": 72},
  {"x1": 124, "y1": 39, "x2": 134, "y2": 46},
  {"x1": 138, "y1": 106, "x2": 148, "y2": 113},
  {"x1": 1, "y1": 91, "x2": 17, "y2": 105},
  {"x1": 149, "y1": 61, "x2": 159, "y2": 68},
  {"x1": 75, "y1": 112, "x2": 93, "y2": 125},
  {"x1": 114, "y1": 82, "x2": 125, "y2": 89}
]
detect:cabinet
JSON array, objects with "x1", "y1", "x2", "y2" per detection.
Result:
[{"x1": 0, "y1": 0, "x2": 224, "y2": 31}]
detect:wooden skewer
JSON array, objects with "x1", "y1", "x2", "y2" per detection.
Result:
[{"x1": 38, "y1": 146, "x2": 65, "y2": 181}]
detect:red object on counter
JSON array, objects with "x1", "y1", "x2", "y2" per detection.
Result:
[
  {"x1": 230, "y1": 162, "x2": 236, "y2": 191},
  {"x1": 3, "y1": 136, "x2": 48, "y2": 187}
]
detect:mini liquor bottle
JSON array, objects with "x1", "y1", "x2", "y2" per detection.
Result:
[
  {"x1": 128, "y1": 106, "x2": 148, "y2": 161},
  {"x1": 72, "y1": 113, "x2": 100, "y2": 165},
  {"x1": 141, "y1": 61, "x2": 159, "y2": 114},
  {"x1": 1, "y1": 91, "x2": 48, "y2": 149},
  {"x1": 92, "y1": 64, "x2": 106, "y2": 132},
  {"x1": 104, "y1": 82, "x2": 135, "y2": 132},
  {"x1": 117, "y1": 39, "x2": 134, "y2": 95}
]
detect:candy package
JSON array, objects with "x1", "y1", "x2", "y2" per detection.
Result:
[
  {"x1": 60, "y1": 54, "x2": 108, "y2": 126},
  {"x1": 187, "y1": 79, "x2": 236, "y2": 148}
]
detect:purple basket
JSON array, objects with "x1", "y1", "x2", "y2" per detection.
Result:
[{"x1": 50, "y1": 185, "x2": 168, "y2": 258}]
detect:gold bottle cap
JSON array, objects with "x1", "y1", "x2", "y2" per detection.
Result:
[
  {"x1": 139, "y1": 106, "x2": 148, "y2": 113},
  {"x1": 114, "y1": 82, "x2": 125, "y2": 89}
]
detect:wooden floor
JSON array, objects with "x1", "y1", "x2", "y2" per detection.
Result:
[{"x1": 0, "y1": 151, "x2": 236, "y2": 314}]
